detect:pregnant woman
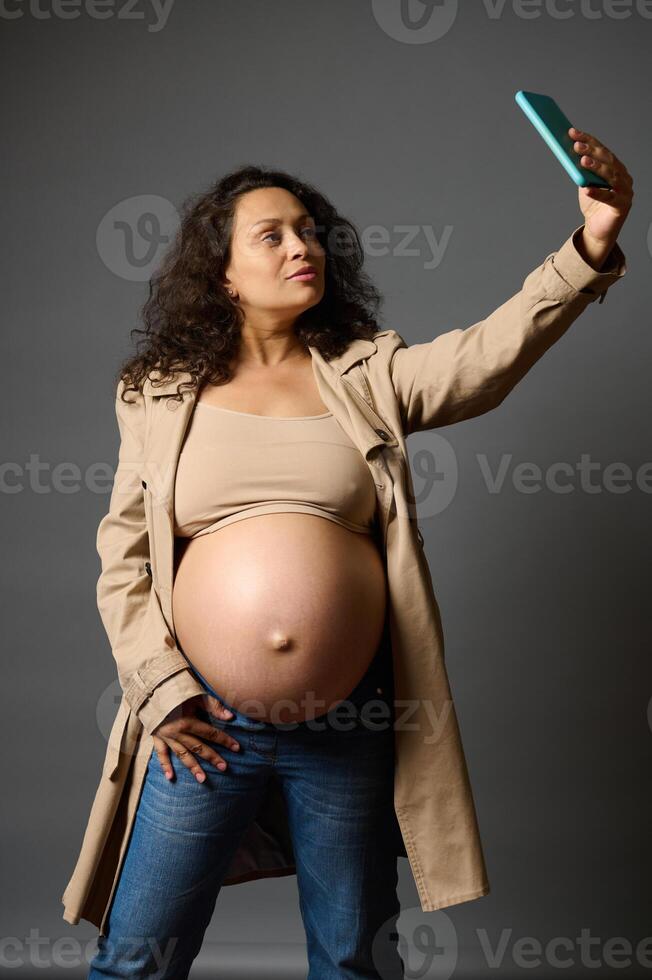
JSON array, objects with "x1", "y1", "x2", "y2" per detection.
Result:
[
  {"x1": 88, "y1": 170, "x2": 404, "y2": 980},
  {"x1": 82, "y1": 135, "x2": 631, "y2": 978}
]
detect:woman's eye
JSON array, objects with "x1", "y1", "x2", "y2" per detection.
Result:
[{"x1": 262, "y1": 228, "x2": 317, "y2": 244}]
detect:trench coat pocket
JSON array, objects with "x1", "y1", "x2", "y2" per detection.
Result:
[{"x1": 102, "y1": 696, "x2": 132, "y2": 781}]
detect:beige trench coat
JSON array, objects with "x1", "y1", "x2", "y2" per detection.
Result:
[{"x1": 62, "y1": 224, "x2": 626, "y2": 933}]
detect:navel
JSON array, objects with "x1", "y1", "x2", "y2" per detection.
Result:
[{"x1": 270, "y1": 630, "x2": 293, "y2": 652}]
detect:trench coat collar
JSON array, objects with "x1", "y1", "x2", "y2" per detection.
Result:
[{"x1": 140, "y1": 337, "x2": 379, "y2": 397}]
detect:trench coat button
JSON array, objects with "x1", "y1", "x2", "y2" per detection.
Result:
[
  {"x1": 144, "y1": 561, "x2": 152, "y2": 577},
  {"x1": 141, "y1": 480, "x2": 147, "y2": 489},
  {"x1": 375, "y1": 483, "x2": 384, "y2": 489},
  {"x1": 374, "y1": 428, "x2": 390, "y2": 440},
  {"x1": 166, "y1": 399, "x2": 179, "y2": 411}
]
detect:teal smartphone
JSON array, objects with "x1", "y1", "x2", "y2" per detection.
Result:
[{"x1": 515, "y1": 90, "x2": 612, "y2": 189}]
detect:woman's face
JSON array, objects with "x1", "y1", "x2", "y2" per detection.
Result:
[{"x1": 222, "y1": 186, "x2": 326, "y2": 325}]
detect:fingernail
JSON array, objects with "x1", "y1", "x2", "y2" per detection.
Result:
[{"x1": 196, "y1": 771, "x2": 205, "y2": 783}]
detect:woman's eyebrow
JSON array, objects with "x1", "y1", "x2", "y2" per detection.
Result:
[{"x1": 249, "y1": 213, "x2": 313, "y2": 230}]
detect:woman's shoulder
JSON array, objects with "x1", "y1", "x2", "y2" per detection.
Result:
[
  {"x1": 371, "y1": 328, "x2": 408, "y2": 354},
  {"x1": 331, "y1": 329, "x2": 408, "y2": 367},
  {"x1": 140, "y1": 365, "x2": 194, "y2": 398}
]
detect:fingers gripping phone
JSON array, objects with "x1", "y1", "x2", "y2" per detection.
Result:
[{"x1": 515, "y1": 90, "x2": 612, "y2": 189}]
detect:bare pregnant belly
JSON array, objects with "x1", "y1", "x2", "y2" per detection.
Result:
[{"x1": 171, "y1": 514, "x2": 388, "y2": 723}]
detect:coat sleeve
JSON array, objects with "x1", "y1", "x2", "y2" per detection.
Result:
[
  {"x1": 95, "y1": 379, "x2": 204, "y2": 736},
  {"x1": 388, "y1": 224, "x2": 627, "y2": 435}
]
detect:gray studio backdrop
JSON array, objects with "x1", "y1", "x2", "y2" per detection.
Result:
[{"x1": 2, "y1": 1, "x2": 650, "y2": 977}]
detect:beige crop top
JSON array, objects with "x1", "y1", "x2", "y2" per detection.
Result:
[{"x1": 173, "y1": 402, "x2": 379, "y2": 538}]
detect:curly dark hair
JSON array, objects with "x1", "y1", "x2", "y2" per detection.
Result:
[{"x1": 117, "y1": 164, "x2": 384, "y2": 402}]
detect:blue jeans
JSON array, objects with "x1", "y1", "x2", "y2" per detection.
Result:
[{"x1": 88, "y1": 630, "x2": 405, "y2": 979}]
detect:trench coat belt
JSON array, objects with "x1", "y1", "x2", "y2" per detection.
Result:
[{"x1": 124, "y1": 650, "x2": 192, "y2": 715}]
